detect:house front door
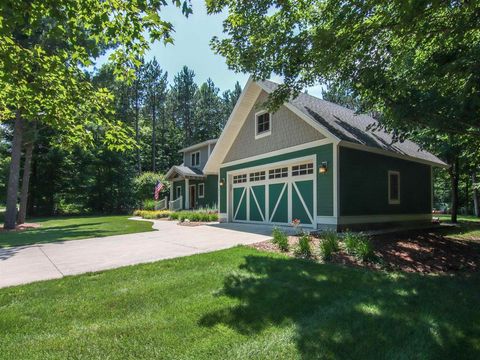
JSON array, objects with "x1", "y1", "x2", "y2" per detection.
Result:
[{"x1": 189, "y1": 185, "x2": 196, "y2": 209}]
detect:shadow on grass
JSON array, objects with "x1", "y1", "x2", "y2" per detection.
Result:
[{"x1": 200, "y1": 255, "x2": 480, "y2": 359}]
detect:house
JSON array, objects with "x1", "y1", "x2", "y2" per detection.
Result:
[{"x1": 166, "y1": 78, "x2": 447, "y2": 230}]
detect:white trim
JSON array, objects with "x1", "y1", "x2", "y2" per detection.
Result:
[
  {"x1": 269, "y1": 183, "x2": 287, "y2": 222},
  {"x1": 338, "y1": 213, "x2": 432, "y2": 225},
  {"x1": 189, "y1": 184, "x2": 196, "y2": 208},
  {"x1": 339, "y1": 141, "x2": 448, "y2": 168},
  {"x1": 333, "y1": 143, "x2": 339, "y2": 217},
  {"x1": 316, "y1": 216, "x2": 338, "y2": 225},
  {"x1": 228, "y1": 155, "x2": 316, "y2": 176},
  {"x1": 221, "y1": 139, "x2": 332, "y2": 169},
  {"x1": 254, "y1": 110, "x2": 272, "y2": 139},
  {"x1": 233, "y1": 187, "x2": 247, "y2": 220},
  {"x1": 250, "y1": 187, "x2": 265, "y2": 221},
  {"x1": 185, "y1": 178, "x2": 190, "y2": 209},
  {"x1": 219, "y1": 212, "x2": 227, "y2": 222},
  {"x1": 388, "y1": 170, "x2": 401, "y2": 205},
  {"x1": 190, "y1": 151, "x2": 201, "y2": 167},
  {"x1": 198, "y1": 183, "x2": 205, "y2": 198}
]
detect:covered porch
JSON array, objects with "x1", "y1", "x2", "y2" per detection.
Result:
[{"x1": 165, "y1": 165, "x2": 206, "y2": 211}]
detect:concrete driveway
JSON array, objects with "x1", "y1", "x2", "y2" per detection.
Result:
[{"x1": 0, "y1": 219, "x2": 274, "y2": 289}]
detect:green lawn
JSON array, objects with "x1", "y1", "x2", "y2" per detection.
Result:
[
  {"x1": 0, "y1": 247, "x2": 478, "y2": 359},
  {"x1": 0, "y1": 215, "x2": 155, "y2": 248},
  {"x1": 438, "y1": 214, "x2": 480, "y2": 240}
]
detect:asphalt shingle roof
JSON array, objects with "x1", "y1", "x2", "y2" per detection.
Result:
[{"x1": 259, "y1": 80, "x2": 446, "y2": 166}]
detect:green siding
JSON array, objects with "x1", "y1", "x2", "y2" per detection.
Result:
[
  {"x1": 188, "y1": 175, "x2": 218, "y2": 209},
  {"x1": 339, "y1": 147, "x2": 432, "y2": 216},
  {"x1": 172, "y1": 180, "x2": 185, "y2": 209},
  {"x1": 219, "y1": 144, "x2": 334, "y2": 216}
]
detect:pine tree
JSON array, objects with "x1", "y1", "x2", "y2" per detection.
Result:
[{"x1": 194, "y1": 79, "x2": 223, "y2": 142}]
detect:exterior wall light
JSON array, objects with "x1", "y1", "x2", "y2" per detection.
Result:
[
  {"x1": 319, "y1": 161, "x2": 328, "y2": 174},
  {"x1": 219, "y1": 178, "x2": 225, "y2": 186}
]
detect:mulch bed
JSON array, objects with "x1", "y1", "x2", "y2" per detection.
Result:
[
  {"x1": 177, "y1": 221, "x2": 216, "y2": 227},
  {"x1": 0, "y1": 223, "x2": 42, "y2": 232},
  {"x1": 250, "y1": 229, "x2": 480, "y2": 275}
]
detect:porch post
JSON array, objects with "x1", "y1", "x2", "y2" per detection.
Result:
[
  {"x1": 185, "y1": 178, "x2": 190, "y2": 210},
  {"x1": 169, "y1": 181, "x2": 174, "y2": 201}
]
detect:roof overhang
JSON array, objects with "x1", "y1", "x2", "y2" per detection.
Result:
[
  {"x1": 339, "y1": 141, "x2": 449, "y2": 168},
  {"x1": 165, "y1": 166, "x2": 206, "y2": 181},
  {"x1": 178, "y1": 139, "x2": 218, "y2": 154}
]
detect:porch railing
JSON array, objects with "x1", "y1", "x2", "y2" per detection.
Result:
[
  {"x1": 155, "y1": 197, "x2": 168, "y2": 211},
  {"x1": 169, "y1": 196, "x2": 183, "y2": 211}
]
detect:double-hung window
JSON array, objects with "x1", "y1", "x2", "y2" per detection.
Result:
[
  {"x1": 255, "y1": 111, "x2": 271, "y2": 139},
  {"x1": 191, "y1": 152, "x2": 200, "y2": 167}
]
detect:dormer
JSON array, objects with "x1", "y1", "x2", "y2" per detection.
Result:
[{"x1": 179, "y1": 139, "x2": 217, "y2": 170}]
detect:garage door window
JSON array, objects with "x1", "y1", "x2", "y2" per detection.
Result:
[
  {"x1": 292, "y1": 163, "x2": 313, "y2": 176},
  {"x1": 233, "y1": 174, "x2": 247, "y2": 184},
  {"x1": 249, "y1": 171, "x2": 266, "y2": 182},
  {"x1": 269, "y1": 167, "x2": 288, "y2": 179}
]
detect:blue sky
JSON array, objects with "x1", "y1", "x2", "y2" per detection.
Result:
[{"x1": 94, "y1": 1, "x2": 324, "y2": 97}]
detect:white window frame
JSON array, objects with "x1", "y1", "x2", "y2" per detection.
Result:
[
  {"x1": 198, "y1": 183, "x2": 205, "y2": 198},
  {"x1": 388, "y1": 170, "x2": 401, "y2": 205},
  {"x1": 191, "y1": 151, "x2": 200, "y2": 167},
  {"x1": 255, "y1": 111, "x2": 272, "y2": 139},
  {"x1": 176, "y1": 186, "x2": 182, "y2": 198}
]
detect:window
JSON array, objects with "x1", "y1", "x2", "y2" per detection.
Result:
[
  {"x1": 191, "y1": 151, "x2": 200, "y2": 167},
  {"x1": 292, "y1": 163, "x2": 314, "y2": 176},
  {"x1": 249, "y1": 171, "x2": 266, "y2": 182},
  {"x1": 388, "y1": 171, "x2": 400, "y2": 204},
  {"x1": 198, "y1": 183, "x2": 205, "y2": 198},
  {"x1": 176, "y1": 186, "x2": 182, "y2": 198},
  {"x1": 255, "y1": 111, "x2": 271, "y2": 139},
  {"x1": 233, "y1": 174, "x2": 247, "y2": 184},
  {"x1": 269, "y1": 167, "x2": 288, "y2": 179}
]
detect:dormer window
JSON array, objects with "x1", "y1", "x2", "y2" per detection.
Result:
[
  {"x1": 255, "y1": 111, "x2": 271, "y2": 139},
  {"x1": 191, "y1": 151, "x2": 200, "y2": 167}
]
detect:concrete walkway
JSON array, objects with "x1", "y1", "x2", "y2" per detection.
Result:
[{"x1": 0, "y1": 219, "x2": 274, "y2": 289}]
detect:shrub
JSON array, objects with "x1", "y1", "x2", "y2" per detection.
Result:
[
  {"x1": 343, "y1": 232, "x2": 375, "y2": 262},
  {"x1": 133, "y1": 172, "x2": 167, "y2": 204},
  {"x1": 295, "y1": 233, "x2": 312, "y2": 258},
  {"x1": 272, "y1": 227, "x2": 289, "y2": 252},
  {"x1": 141, "y1": 199, "x2": 157, "y2": 211},
  {"x1": 319, "y1": 230, "x2": 340, "y2": 260},
  {"x1": 133, "y1": 210, "x2": 172, "y2": 219},
  {"x1": 170, "y1": 210, "x2": 218, "y2": 222}
]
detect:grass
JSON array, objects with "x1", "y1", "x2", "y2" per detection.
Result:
[
  {"x1": 437, "y1": 214, "x2": 480, "y2": 240},
  {"x1": 0, "y1": 246, "x2": 479, "y2": 359},
  {"x1": 0, "y1": 215, "x2": 154, "y2": 248}
]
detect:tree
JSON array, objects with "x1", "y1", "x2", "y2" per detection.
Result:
[
  {"x1": 0, "y1": 0, "x2": 192, "y2": 229},
  {"x1": 144, "y1": 58, "x2": 169, "y2": 172},
  {"x1": 207, "y1": 1, "x2": 480, "y2": 137},
  {"x1": 221, "y1": 81, "x2": 242, "y2": 126},
  {"x1": 170, "y1": 66, "x2": 198, "y2": 146},
  {"x1": 194, "y1": 78, "x2": 223, "y2": 142}
]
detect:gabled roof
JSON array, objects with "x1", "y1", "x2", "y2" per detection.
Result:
[
  {"x1": 259, "y1": 80, "x2": 446, "y2": 166},
  {"x1": 178, "y1": 139, "x2": 218, "y2": 154},
  {"x1": 165, "y1": 165, "x2": 205, "y2": 181},
  {"x1": 204, "y1": 77, "x2": 447, "y2": 173}
]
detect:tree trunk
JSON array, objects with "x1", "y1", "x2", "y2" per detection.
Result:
[
  {"x1": 152, "y1": 91, "x2": 156, "y2": 172},
  {"x1": 17, "y1": 136, "x2": 35, "y2": 224},
  {"x1": 4, "y1": 113, "x2": 24, "y2": 229},
  {"x1": 473, "y1": 172, "x2": 480, "y2": 217},
  {"x1": 450, "y1": 158, "x2": 460, "y2": 223},
  {"x1": 135, "y1": 81, "x2": 141, "y2": 174}
]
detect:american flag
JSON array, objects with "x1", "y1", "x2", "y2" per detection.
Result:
[{"x1": 154, "y1": 181, "x2": 164, "y2": 200}]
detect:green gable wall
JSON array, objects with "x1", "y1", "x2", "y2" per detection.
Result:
[
  {"x1": 219, "y1": 143, "x2": 334, "y2": 216},
  {"x1": 339, "y1": 147, "x2": 432, "y2": 216},
  {"x1": 189, "y1": 175, "x2": 218, "y2": 209}
]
